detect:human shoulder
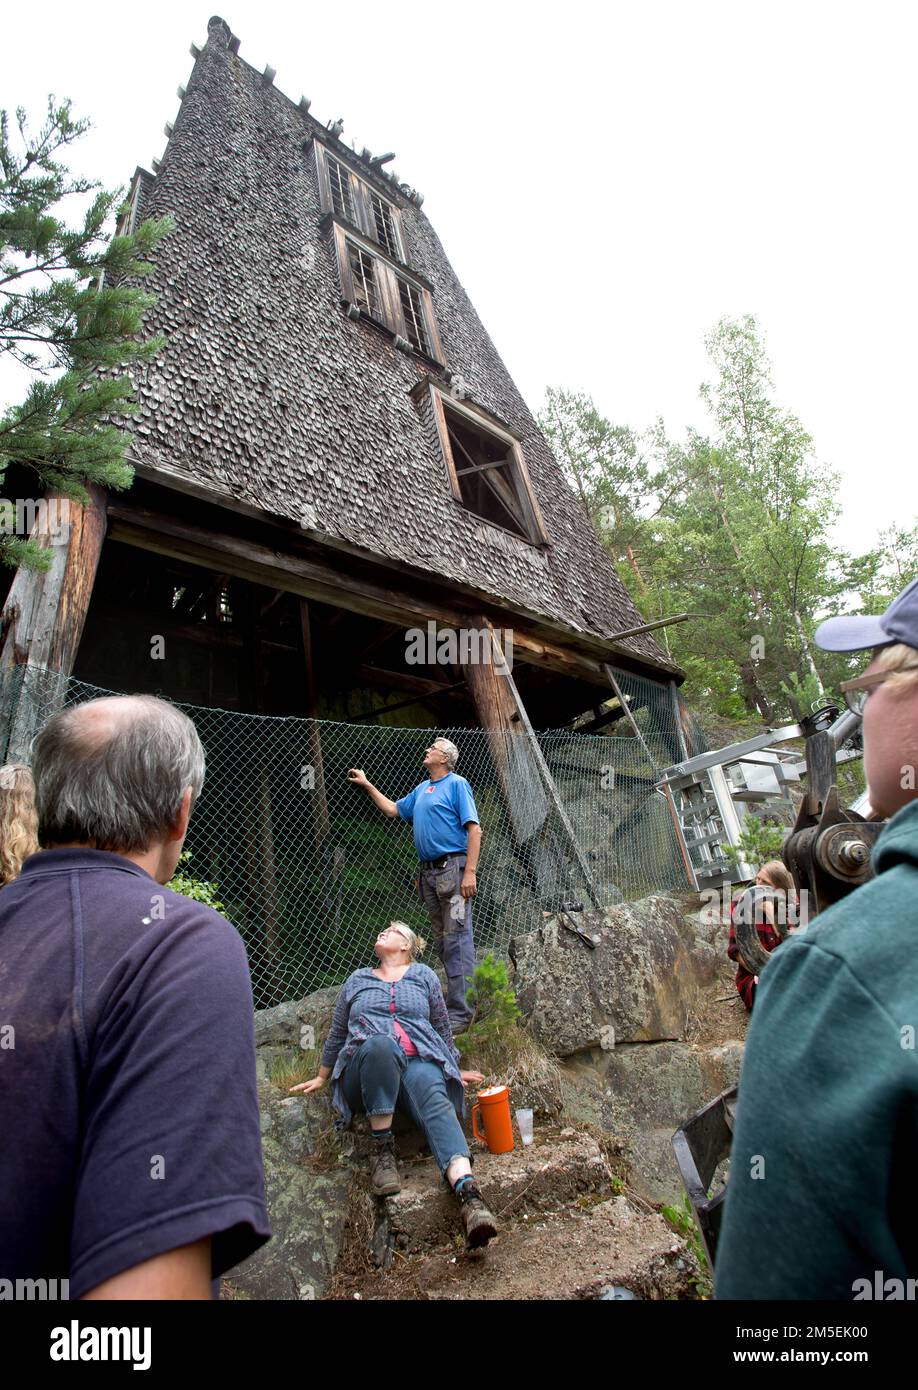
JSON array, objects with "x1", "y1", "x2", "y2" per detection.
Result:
[{"x1": 411, "y1": 962, "x2": 440, "y2": 987}]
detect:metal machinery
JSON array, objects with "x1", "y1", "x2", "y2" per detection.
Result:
[
  {"x1": 657, "y1": 706, "x2": 865, "y2": 889},
  {"x1": 669, "y1": 704, "x2": 883, "y2": 1272}
]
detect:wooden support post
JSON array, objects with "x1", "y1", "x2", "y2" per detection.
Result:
[
  {"x1": 300, "y1": 600, "x2": 342, "y2": 939},
  {"x1": 603, "y1": 665, "x2": 656, "y2": 766},
  {"x1": 463, "y1": 618, "x2": 600, "y2": 908},
  {"x1": 0, "y1": 486, "x2": 107, "y2": 759},
  {"x1": 603, "y1": 666, "x2": 697, "y2": 891}
]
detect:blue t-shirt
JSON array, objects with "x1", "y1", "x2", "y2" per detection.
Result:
[
  {"x1": 396, "y1": 772, "x2": 479, "y2": 861},
  {"x1": 0, "y1": 848, "x2": 271, "y2": 1299}
]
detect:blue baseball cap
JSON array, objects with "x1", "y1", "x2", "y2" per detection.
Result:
[{"x1": 814, "y1": 575, "x2": 918, "y2": 653}]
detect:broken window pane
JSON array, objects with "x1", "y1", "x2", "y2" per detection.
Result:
[
  {"x1": 348, "y1": 242, "x2": 382, "y2": 321},
  {"x1": 371, "y1": 192, "x2": 400, "y2": 258},
  {"x1": 328, "y1": 156, "x2": 356, "y2": 222},
  {"x1": 398, "y1": 277, "x2": 430, "y2": 355},
  {"x1": 445, "y1": 410, "x2": 531, "y2": 539}
]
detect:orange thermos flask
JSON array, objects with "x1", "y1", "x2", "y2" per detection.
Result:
[{"x1": 470, "y1": 1085, "x2": 514, "y2": 1154}]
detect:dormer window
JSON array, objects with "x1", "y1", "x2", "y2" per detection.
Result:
[
  {"x1": 397, "y1": 277, "x2": 430, "y2": 355},
  {"x1": 327, "y1": 155, "x2": 356, "y2": 222},
  {"x1": 332, "y1": 225, "x2": 444, "y2": 364},
  {"x1": 426, "y1": 385, "x2": 549, "y2": 545},
  {"x1": 317, "y1": 145, "x2": 404, "y2": 261},
  {"x1": 370, "y1": 192, "x2": 399, "y2": 258}
]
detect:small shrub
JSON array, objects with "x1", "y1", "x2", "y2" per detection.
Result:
[
  {"x1": 725, "y1": 813, "x2": 786, "y2": 877},
  {"x1": 167, "y1": 851, "x2": 225, "y2": 911},
  {"x1": 660, "y1": 1193, "x2": 713, "y2": 1299},
  {"x1": 462, "y1": 953, "x2": 521, "y2": 1038}
]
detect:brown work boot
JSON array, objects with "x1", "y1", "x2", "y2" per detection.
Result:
[
  {"x1": 368, "y1": 1136, "x2": 401, "y2": 1197},
  {"x1": 456, "y1": 1181, "x2": 498, "y2": 1248}
]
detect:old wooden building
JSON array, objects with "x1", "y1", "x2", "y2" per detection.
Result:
[{"x1": 0, "y1": 14, "x2": 686, "y2": 744}]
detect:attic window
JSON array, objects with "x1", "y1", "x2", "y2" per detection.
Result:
[
  {"x1": 327, "y1": 156, "x2": 356, "y2": 222},
  {"x1": 348, "y1": 242, "x2": 383, "y2": 322},
  {"x1": 429, "y1": 388, "x2": 548, "y2": 545},
  {"x1": 397, "y1": 277, "x2": 430, "y2": 355},
  {"x1": 371, "y1": 192, "x2": 399, "y2": 258},
  {"x1": 317, "y1": 144, "x2": 404, "y2": 260},
  {"x1": 334, "y1": 225, "x2": 444, "y2": 363}
]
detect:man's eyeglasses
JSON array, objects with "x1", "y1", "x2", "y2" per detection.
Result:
[{"x1": 838, "y1": 670, "x2": 890, "y2": 717}]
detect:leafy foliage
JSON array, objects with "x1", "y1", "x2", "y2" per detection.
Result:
[
  {"x1": 0, "y1": 97, "x2": 173, "y2": 569},
  {"x1": 725, "y1": 813, "x2": 787, "y2": 875},
  {"x1": 660, "y1": 1193, "x2": 713, "y2": 1298},
  {"x1": 540, "y1": 316, "x2": 917, "y2": 725},
  {"x1": 167, "y1": 850, "x2": 225, "y2": 912}
]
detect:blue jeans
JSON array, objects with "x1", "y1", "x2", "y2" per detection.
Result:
[{"x1": 342, "y1": 1035, "x2": 470, "y2": 1176}]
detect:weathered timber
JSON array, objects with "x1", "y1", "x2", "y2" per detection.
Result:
[{"x1": 0, "y1": 486, "x2": 108, "y2": 758}]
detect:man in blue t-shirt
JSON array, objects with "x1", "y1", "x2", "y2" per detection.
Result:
[
  {"x1": 0, "y1": 694, "x2": 271, "y2": 1300},
  {"x1": 348, "y1": 738, "x2": 481, "y2": 1031}
]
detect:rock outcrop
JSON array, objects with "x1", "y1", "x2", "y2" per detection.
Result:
[
  {"x1": 512, "y1": 895, "x2": 721, "y2": 1052},
  {"x1": 226, "y1": 889, "x2": 743, "y2": 1298}
]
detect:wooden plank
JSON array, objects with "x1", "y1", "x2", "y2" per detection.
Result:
[{"x1": 603, "y1": 665, "x2": 655, "y2": 765}]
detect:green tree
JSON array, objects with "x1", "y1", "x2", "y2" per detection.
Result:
[
  {"x1": 0, "y1": 97, "x2": 173, "y2": 570},
  {"x1": 540, "y1": 316, "x2": 859, "y2": 723}
]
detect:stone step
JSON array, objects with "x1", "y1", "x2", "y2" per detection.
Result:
[
  {"x1": 333, "y1": 1192, "x2": 701, "y2": 1301},
  {"x1": 377, "y1": 1126, "x2": 614, "y2": 1256}
]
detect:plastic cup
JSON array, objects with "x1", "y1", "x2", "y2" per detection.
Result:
[{"x1": 516, "y1": 1107, "x2": 534, "y2": 1146}]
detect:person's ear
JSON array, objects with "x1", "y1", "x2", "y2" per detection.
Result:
[{"x1": 168, "y1": 787, "x2": 194, "y2": 843}]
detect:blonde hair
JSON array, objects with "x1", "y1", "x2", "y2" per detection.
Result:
[
  {"x1": 871, "y1": 642, "x2": 918, "y2": 695},
  {"x1": 390, "y1": 920, "x2": 427, "y2": 961},
  {"x1": 0, "y1": 763, "x2": 39, "y2": 887},
  {"x1": 758, "y1": 860, "x2": 795, "y2": 894}
]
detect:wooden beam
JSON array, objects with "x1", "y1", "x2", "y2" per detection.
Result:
[
  {"x1": 108, "y1": 496, "x2": 679, "y2": 690},
  {"x1": 129, "y1": 460, "x2": 682, "y2": 683},
  {"x1": 106, "y1": 504, "x2": 463, "y2": 631},
  {"x1": 0, "y1": 486, "x2": 107, "y2": 675},
  {"x1": 463, "y1": 617, "x2": 600, "y2": 907},
  {"x1": 355, "y1": 664, "x2": 456, "y2": 697}
]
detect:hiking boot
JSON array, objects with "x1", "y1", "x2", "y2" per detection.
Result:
[
  {"x1": 456, "y1": 1181, "x2": 498, "y2": 1248},
  {"x1": 368, "y1": 1137, "x2": 401, "y2": 1197}
]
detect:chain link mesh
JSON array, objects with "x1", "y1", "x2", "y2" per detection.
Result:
[{"x1": 0, "y1": 662, "x2": 704, "y2": 1009}]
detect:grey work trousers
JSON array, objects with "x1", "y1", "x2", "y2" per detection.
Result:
[{"x1": 418, "y1": 853, "x2": 476, "y2": 1030}]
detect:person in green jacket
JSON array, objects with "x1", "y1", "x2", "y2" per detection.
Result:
[{"x1": 716, "y1": 575, "x2": 918, "y2": 1300}]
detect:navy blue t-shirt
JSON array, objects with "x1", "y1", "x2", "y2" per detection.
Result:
[{"x1": 0, "y1": 849, "x2": 271, "y2": 1299}]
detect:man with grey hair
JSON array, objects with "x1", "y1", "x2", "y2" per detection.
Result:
[
  {"x1": 0, "y1": 695, "x2": 270, "y2": 1300},
  {"x1": 348, "y1": 737, "x2": 481, "y2": 1032}
]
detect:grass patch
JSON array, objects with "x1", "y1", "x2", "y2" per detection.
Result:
[
  {"x1": 454, "y1": 1019, "x2": 562, "y2": 1115},
  {"x1": 268, "y1": 1049, "x2": 320, "y2": 1091}
]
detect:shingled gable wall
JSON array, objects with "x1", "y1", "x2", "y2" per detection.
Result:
[{"x1": 119, "y1": 16, "x2": 679, "y2": 681}]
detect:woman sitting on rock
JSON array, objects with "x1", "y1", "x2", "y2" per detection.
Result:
[{"x1": 290, "y1": 920, "x2": 499, "y2": 1248}]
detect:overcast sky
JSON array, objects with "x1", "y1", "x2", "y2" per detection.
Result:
[{"x1": 3, "y1": 0, "x2": 916, "y2": 560}]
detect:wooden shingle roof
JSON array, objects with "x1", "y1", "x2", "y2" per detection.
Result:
[{"x1": 123, "y1": 17, "x2": 680, "y2": 679}]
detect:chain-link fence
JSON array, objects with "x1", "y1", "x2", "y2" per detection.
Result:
[{"x1": 0, "y1": 663, "x2": 705, "y2": 1009}]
